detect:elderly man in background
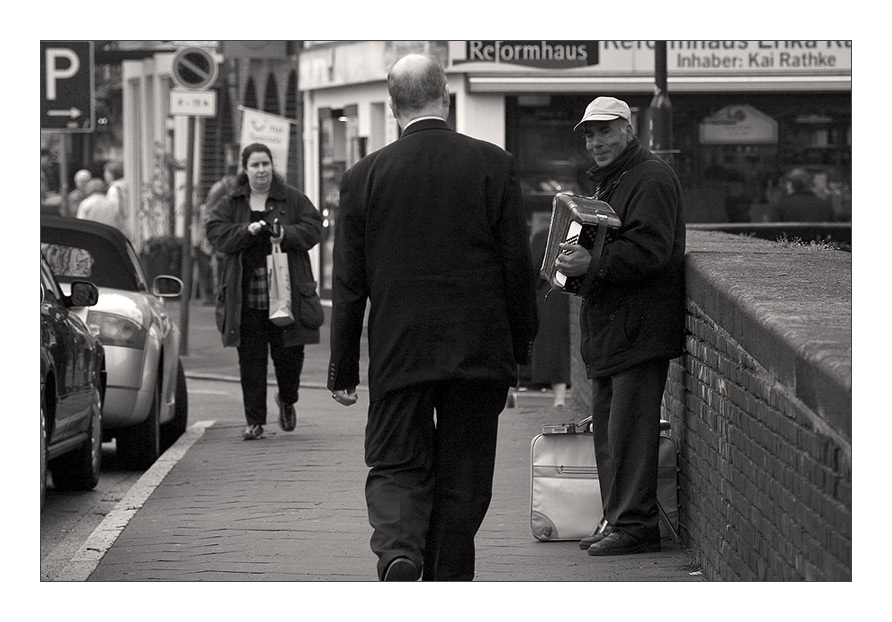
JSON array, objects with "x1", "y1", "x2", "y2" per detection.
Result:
[
  {"x1": 104, "y1": 161, "x2": 130, "y2": 239},
  {"x1": 65, "y1": 169, "x2": 92, "y2": 218},
  {"x1": 77, "y1": 178, "x2": 122, "y2": 230}
]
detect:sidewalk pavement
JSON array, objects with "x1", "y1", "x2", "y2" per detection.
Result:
[{"x1": 63, "y1": 299, "x2": 703, "y2": 582}]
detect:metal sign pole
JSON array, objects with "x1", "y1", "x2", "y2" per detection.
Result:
[
  {"x1": 180, "y1": 116, "x2": 195, "y2": 355},
  {"x1": 170, "y1": 46, "x2": 217, "y2": 356}
]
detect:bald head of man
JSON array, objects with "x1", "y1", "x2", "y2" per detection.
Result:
[{"x1": 386, "y1": 53, "x2": 450, "y2": 126}]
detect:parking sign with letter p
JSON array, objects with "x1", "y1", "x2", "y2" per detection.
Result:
[{"x1": 40, "y1": 40, "x2": 94, "y2": 132}]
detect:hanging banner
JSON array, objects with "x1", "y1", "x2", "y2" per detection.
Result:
[{"x1": 239, "y1": 107, "x2": 292, "y2": 177}]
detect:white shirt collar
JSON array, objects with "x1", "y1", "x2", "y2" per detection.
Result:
[{"x1": 404, "y1": 115, "x2": 444, "y2": 130}]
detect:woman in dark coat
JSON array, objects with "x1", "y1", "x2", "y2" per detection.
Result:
[
  {"x1": 530, "y1": 227, "x2": 570, "y2": 408},
  {"x1": 206, "y1": 143, "x2": 324, "y2": 440}
]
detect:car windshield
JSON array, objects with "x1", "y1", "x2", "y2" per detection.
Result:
[{"x1": 41, "y1": 230, "x2": 143, "y2": 292}]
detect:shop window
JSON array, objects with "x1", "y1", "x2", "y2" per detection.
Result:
[
  {"x1": 263, "y1": 73, "x2": 280, "y2": 115},
  {"x1": 318, "y1": 105, "x2": 361, "y2": 298},
  {"x1": 678, "y1": 94, "x2": 850, "y2": 223},
  {"x1": 285, "y1": 71, "x2": 302, "y2": 189},
  {"x1": 506, "y1": 92, "x2": 850, "y2": 227},
  {"x1": 243, "y1": 77, "x2": 257, "y2": 110}
]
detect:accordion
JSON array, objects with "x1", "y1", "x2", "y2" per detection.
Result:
[{"x1": 539, "y1": 192, "x2": 622, "y2": 295}]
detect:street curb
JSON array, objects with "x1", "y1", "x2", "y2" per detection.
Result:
[
  {"x1": 51, "y1": 420, "x2": 216, "y2": 581},
  {"x1": 183, "y1": 371, "x2": 363, "y2": 393},
  {"x1": 184, "y1": 372, "x2": 323, "y2": 389}
]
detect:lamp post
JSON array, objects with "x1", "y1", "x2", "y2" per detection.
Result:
[{"x1": 650, "y1": 41, "x2": 676, "y2": 166}]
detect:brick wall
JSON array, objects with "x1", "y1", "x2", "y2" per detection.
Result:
[{"x1": 567, "y1": 230, "x2": 852, "y2": 581}]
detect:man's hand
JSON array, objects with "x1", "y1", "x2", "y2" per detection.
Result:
[
  {"x1": 248, "y1": 220, "x2": 266, "y2": 236},
  {"x1": 554, "y1": 242, "x2": 592, "y2": 277},
  {"x1": 332, "y1": 388, "x2": 359, "y2": 406}
]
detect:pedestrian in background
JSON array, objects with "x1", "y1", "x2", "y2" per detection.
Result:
[
  {"x1": 206, "y1": 143, "x2": 324, "y2": 441},
  {"x1": 40, "y1": 148, "x2": 62, "y2": 217},
  {"x1": 76, "y1": 178, "x2": 122, "y2": 229},
  {"x1": 530, "y1": 226, "x2": 570, "y2": 409},
  {"x1": 104, "y1": 161, "x2": 129, "y2": 239},
  {"x1": 554, "y1": 96, "x2": 685, "y2": 557},
  {"x1": 65, "y1": 169, "x2": 92, "y2": 218},
  {"x1": 771, "y1": 169, "x2": 834, "y2": 222},
  {"x1": 328, "y1": 53, "x2": 538, "y2": 581},
  {"x1": 194, "y1": 165, "x2": 237, "y2": 306},
  {"x1": 200, "y1": 164, "x2": 240, "y2": 302}
]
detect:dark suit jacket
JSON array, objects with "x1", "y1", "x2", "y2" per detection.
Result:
[{"x1": 328, "y1": 119, "x2": 538, "y2": 400}]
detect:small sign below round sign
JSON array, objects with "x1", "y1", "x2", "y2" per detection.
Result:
[{"x1": 172, "y1": 47, "x2": 218, "y2": 91}]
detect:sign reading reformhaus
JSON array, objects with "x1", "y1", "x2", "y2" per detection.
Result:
[{"x1": 452, "y1": 41, "x2": 599, "y2": 68}]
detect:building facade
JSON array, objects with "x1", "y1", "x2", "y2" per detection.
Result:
[
  {"x1": 299, "y1": 40, "x2": 851, "y2": 296},
  {"x1": 119, "y1": 40, "x2": 852, "y2": 295}
]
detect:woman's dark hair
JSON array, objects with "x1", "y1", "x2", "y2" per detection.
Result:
[
  {"x1": 240, "y1": 142, "x2": 273, "y2": 170},
  {"x1": 236, "y1": 143, "x2": 285, "y2": 189}
]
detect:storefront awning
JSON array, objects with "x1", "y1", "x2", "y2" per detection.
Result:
[{"x1": 467, "y1": 74, "x2": 852, "y2": 93}]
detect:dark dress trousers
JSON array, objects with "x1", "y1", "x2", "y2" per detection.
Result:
[{"x1": 328, "y1": 119, "x2": 538, "y2": 580}]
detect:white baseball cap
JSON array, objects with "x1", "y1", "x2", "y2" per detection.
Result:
[{"x1": 573, "y1": 97, "x2": 632, "y2": 130}]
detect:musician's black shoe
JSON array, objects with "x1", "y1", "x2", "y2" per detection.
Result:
[
  {"x1": 383, "y1": 557, "x2": 419, "y2": 581},
  {"x1": 578, "y1": 524, "x2": 614, "y2": 550},
  {"x1": 276, "y1": 392, "x2": 296, "y2": 432},
  {"x1": 587, "y1": 530, "x2": 660, "y2": 556}
]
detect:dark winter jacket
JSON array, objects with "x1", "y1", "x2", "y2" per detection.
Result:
[
  {"x1": 206, "y1": 175, "x2": 324, "y2": 348},
  {"x1": 578, "y1": 137, "x2": 686, "y2": 377},
  {"x1": 327, "y1": 119, "x2": 539, "y2": 400}
]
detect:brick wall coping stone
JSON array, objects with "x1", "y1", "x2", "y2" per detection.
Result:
[{"x1": 684, "y1": 230, "x2": 852, "y2": 449}]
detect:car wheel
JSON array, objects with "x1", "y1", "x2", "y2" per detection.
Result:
[
  {"x1": 117, "y1": 378, "x2": 161, "y2": 470},
  {"x1": 50, "y1": 386, "x2": 102, "y2": 491},
  {"x1": 161, "y1": 361, "x2": 188, "y2": 451},
  {"x1": 40, "y1": 396, "x2": 47, "y2": 512}
]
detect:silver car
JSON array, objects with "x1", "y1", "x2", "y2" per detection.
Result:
[{"x1": 41, "y1": 217, "x2": 188, "y2": 470}]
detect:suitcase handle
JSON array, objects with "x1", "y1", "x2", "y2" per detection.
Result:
[
  {"x1": 546, "y1": 417, "x2": 670, "y2": 435},
  {"x1": 576, "y1": 416, "x2": 670, "y2": 433}
]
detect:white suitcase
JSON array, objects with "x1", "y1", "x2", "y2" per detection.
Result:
[
  {"x1": 530, "y1": 423, "x2": 601, "y2": 541},
  {"x1": 530, "y1": 417, "x2": 679, "y2": 542}
]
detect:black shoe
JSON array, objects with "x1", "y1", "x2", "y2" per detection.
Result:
[
  {"x1": 587, "y1": 530, "x2": 661, "y2": 556},
  {"x1": 578, "y1": 524, "x2": 614, "y2": 550},
  {"x1": 276, "y1": 393, "x2": 296, "y2": 432},
  {"x1": 243, "y1": 425, "x2": 263, "y2": 440},
  {"x1": 383, "y1": 557, "x2": 419, "y2": 581}
]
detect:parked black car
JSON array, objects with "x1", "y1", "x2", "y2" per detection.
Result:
[{"x1": 40, "y1": 252, "x2": 105, "y2": 510}]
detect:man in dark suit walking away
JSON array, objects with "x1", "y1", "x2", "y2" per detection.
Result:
[{"x1": 328, "y1": 53, "x2": 538, "y2": 581}]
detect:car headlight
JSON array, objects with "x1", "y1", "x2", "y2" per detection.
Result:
[{"x1": 87, "y1": 311, "x2": 147, "y2": 349}]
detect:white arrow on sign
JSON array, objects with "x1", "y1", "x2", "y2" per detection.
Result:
[{"x1": 47, "y1": 107, "x2": 83, "y2": 119}]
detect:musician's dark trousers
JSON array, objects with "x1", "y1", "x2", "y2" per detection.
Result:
[
  {"x1": 237, "y1": 308, "x2": 305, "y2": 427},
  {"x1": 364, "y1": 380, "x2": 508, "y2": 581},
  {"x1": 591, "y1": 357, "x2": 670, "y2": 541}
]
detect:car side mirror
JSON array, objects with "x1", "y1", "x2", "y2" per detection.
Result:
[
  {"x1": 153, "y1": 275, "x2": 184, "y2": 298},
  {"x1": 68, "y1": 281, "x2": 99, "y2": 307}
]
